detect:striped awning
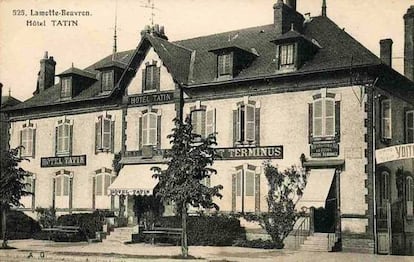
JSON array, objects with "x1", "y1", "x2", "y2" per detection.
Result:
[
  {"x1": 296, "y1": 169, "x2": 335, "y2": 209},
  {"x1": 108, "y1": 165, "x2": 159, "y2": 196}
]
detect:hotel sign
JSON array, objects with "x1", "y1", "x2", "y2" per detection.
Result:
[
  {"x1": 41, "y1": 155, "x2": 87, "y2": 168},
  {"x1": 310, "y1": 143, "x2": 339, "y2": 158},
  {"x1": 128, "y1": 92, "x2": 174, "y2": 106},
  {"x1": 376, "y1": 143, "x2": 414, "y2": 164},
  {"x1": 216, "y1": 146, "x2": 283, "y2": 160}
]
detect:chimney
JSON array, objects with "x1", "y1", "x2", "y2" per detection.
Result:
[
  {"x1": 273, "y1": 0, "x2": 304, "y2": 35},
  {"x1": 36, "y1": 51, "x2": 56, "y2": 94},
  {"x1": 286, "y1": 0, "x2": 296, "y2": 11},
  {"x1": 380, "y1": 38, "x2": 393, "y2": 67},
  {"x1": 404, "y1": 6, "x2": 414, "y2": 81},
  {"x1": 322, "y1": 0, "x2": 327, "y2": 17}
]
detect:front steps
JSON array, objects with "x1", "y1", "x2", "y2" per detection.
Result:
[
  {"x1": 103, "y1": 226, "x2": 134, "y2": 244},
  {"x1": 299, "y1": 233, "x2": 336, "y2": 252}
]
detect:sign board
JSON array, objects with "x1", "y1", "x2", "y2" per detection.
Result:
[
  {"x1": 310, "y1": 143, "x2": 339, "y2": 158},
  {"x1": 216, "y1": 146, "x2": 283, "y2": 160},
  {"x1": 128, "y1": 92, "x2": 174, "y2": 106},
  {"x1": 41, "y1": 155, "x2": 87, "y2": 168},
  {"x1": 375, "y1": 143, "x2": 414, "y2": 164}
]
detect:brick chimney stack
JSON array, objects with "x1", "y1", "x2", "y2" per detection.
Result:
[
  {"x1": 404, "y1": 6, "x2": 414, "y2": 81},
  {"x1": 37, "y1": 51, "x2": 56, "y2": 94},
  {"x1": 380, "y1": 38, "x2": 393, "y2": 68},
  {"x1": 273, "y1": 0, "x2": 304, "y2": 35}
]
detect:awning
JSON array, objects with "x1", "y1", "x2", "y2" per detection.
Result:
[
  {"x1": 296, "y1": 169, "x2": 336, "y2": 210},
  {"x1": 108, "y1": 165, "x2": 160, "y2": 196}
]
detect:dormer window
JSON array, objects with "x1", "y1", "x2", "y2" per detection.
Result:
[
  {"x1": 61, "y1": 77, "x2": 72, "y2": 98},
  {"x1": 279, "y1": 44, "x2": 295, "y2": 66},
  {"x1": 142, "y1": 62, "x2": 160, "y2": 93},
  {"x1": 102, "y1": 71, "x2": 114, "y2": 91},
  {"x1": 218, "y1": 53, "x2": 233, "y2": 77}
]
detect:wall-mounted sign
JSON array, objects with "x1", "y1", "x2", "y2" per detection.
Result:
[
  {"x1": 41, "y1": 155, "x2": 87, "y2": 168},
  {"x1": 109, "y1": 189, "x2": 152, "y2": 196},
  {"x1": 216, "y1": 146, "x2": 283, "y2": 160},
  {"x1": 128, "y1": 91, "x2": 174, "y2": 106},
  {"x1": 376, "y1": 143, "x2": 414, "y2": 164},
  {"x1": 310, "y1": 143, "x2": 339, "y2": 158}
]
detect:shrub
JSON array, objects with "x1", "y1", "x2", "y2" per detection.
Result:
[
  {"x1": 0, "y1": 211, "x2": 41, "y2": 239},
  {"x1": 156, "y1": 213, "x2": 245, "y2": 246},
  {"x1": 57, "y1": 212, "x2": 105, "y2": 239},
  {"x1": 35, "y1": 207, "x2": 57, "y2": 228},
  {"x1": 233, "y1": 239, "x2": 283, "y2": 249}
]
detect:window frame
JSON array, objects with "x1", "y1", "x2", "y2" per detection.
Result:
[
  {"x1": 312, "y1": 97, "x2": 336, "y2": 138},
  {"x1": 381, "y1": 99, "x2": 392, "y2": 140},
  {"x1": 143, "y1": 64, "x2": 159, "y2": 92},
  {"x1": 96, "y1": 115, "x2": 113, "y2": 151},
  {"x1": 406, "y1": 110, "x2": 414, "y2": 143},
  {"x1": 56, "y1": 119, "x2": 72, "y2": 156},
  {"x1": 55, "y1": 174, "x2": 70, "y2": 197},
  {"x1": 279, "y1": 44, "x2": 295, "y2": 66},
  {"x1": 217, "y1": 52, "x2": 233, "y2": 77},
  {"x1": 236, "y1": 102, "x2": 257, "y2": 144},
  {"x1": 95, "y1": 173, "x2": 114, "y2": 196},
  {"x1": 101, "y1": 70, "x2": 114, "y2": 91},
  {"x1": 142, "y1": 111, "x2": 158, "y2": 146},
  {"x1": 20, "y1": 124, "x2": 35, "y2": 157},
  {"x1": 406, "y1": 176, "x2": 414, "y2": 217},
  {"x1": 61, "y1": 77, "x2": 72, "y2": 98}
]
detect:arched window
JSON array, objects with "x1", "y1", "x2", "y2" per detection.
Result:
[
  {"x1": 142, "y1": 112, "x2": 158, "y2": 146},
  {"x1": 95, "y1": 173, "x2": 115, "y2": 196},
  {"x1": 380, "y1": 171, "x2": 391, "y2": 204},
  {"x1": 406, "y1": 176, "x2": 414, "y2": 216}
]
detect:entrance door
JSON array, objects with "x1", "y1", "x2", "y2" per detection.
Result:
[
  {"x1": 376, "y1": 170, "x2": 391, "y2": 254},
  {"x1": 313, "y1": 176, "x2": 337, "y2": 233}
]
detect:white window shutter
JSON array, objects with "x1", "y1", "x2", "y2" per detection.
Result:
[
  {"x1": 206, "y1": 108, "x2": 216, "y2": 136},
  {"x1": 245, "y1": 104, "x2": 255, "y2": 142},
  {"x1": 245, "y1": 170, "x2": 255, "y2": 196},
  {"x1": 313, "y1": 100, "x2": 323, "y2": 137},
  {"x1": 149, "y1": 113, "x2": 157, "y2": 145},
  {"x1": 142, "y1": 114, "x2": 148, "y2": 145}
]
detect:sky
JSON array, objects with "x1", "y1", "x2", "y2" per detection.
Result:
[{"x1": 0, "y1": 0, "x2": 412, "y2": 101}]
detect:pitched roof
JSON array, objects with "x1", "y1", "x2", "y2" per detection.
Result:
[
  {"x1": 57, "y1": 67, "x2": 97, "y2": 79},
  {"x1": 7, "y1": 15, "x2": 391, "y2": 111},
  {"x1": 1, "y1": 96, "x2": 21, "y2": 108}
]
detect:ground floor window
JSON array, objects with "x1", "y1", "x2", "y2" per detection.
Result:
[{"x1": 232, "y1": 164, "x2": 260, "y2": 213}]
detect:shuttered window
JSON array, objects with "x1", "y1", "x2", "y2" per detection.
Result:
[
  {"x1": 143, "y1": 65, "x2": 160, "y2": 92},
  {"x1": 191, "y1": 110, "x2": 206, "y2": 138},
  {"x1": 55, "y1": 175, "x2": 70, "y2": 197},
  {"x1": 218, "y1": 53, "x2": 232, "y2": 76},
  {"x1": 381, "y1": 99, "x2": 392, "y2": 139},
  {"x1": 142, "y1": 112, "x2": 158, "y2": 146},
  {"x1": 61, "y1": 77, "x2": 71, "y2": 98},
  {"x1": 406, "y1": 111, "x2": 414, "y2": 143},
  {"x1": 236, "y1": 170, "x2": 242, "y2": 197},
  {"x1": 235, "y1": 103, "x2": 258, "y2": 144},
  {"x1": 313, "y1": 98, "x2": 335, "y2": 137},
  {"x1": 56, "y1": 120, "x2": 72, "y2": 156},
  {"x1": 102, "y1": 71, "x2": 113, "y2": 91},
  {"x1": 245, "y1": 170, "x2": 255, "y2": 196},
  {"x1": 24, "y1": 175, "x2": 33, "y2": 193},
  {"x1": 406, "y1": 177, "x2": 414, "y2": 217},
  {"x1": 20, "y1": 126, "x2": 35, "y2": 157},
  {"x1": 96, "y1": 115, "x2": 114, "y2": 152},
  {"x1": 95, "y1": 173, "x2": 113, "y2": 196}
]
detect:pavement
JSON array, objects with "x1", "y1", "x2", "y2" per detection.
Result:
[{"x1": 0, "y1": 239, "x2": 413, "y2": 262}]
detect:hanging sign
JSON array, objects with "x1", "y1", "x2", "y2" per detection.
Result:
[{"x1": 376, "y1": 143, "x2": 414, "y2": 164}]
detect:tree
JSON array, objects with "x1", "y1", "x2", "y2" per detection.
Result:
[
  {"x1": 152, "y1": 117, "x2": 223, "y2": 257},
  {"x1": 245, "y1": 161, "x2": 307, "y2": 248},
  {"x1": 0, "y1": 147, "x2": 32, "y2": 248}
]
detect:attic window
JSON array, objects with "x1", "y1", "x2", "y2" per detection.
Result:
[
  {"x1": 218, "y1": 53, "x2": 233, "y2": 77},
  {"x1": 142, "y1": 63, "x2": 160, "y2": 93},
  {"x1": 279, "y1": 44, "x2": 295, "y2": 66},
  {"x1": 102, "y1": 71, "x2": 114, "y2": 91},
  {"x1": 61, "y1": 77, "x2": 72, "y2": 98}
]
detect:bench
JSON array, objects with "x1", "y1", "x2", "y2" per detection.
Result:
[
  {"x1": 41, "y1": 226, "x2": 83, "y2": 241},
  {"x1": 142, "y1": 227, "x2": 182, "y2": 245}
]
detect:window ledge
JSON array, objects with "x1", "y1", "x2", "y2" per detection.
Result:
[
  {"x1": 234, "y1": 142, "x2": 258, "y2": 147},
  {"x1": 96, "y1": 149, "x2": 112, "y2": 154},
  {"x1": 143, "y1": 89, "x2": 157, "y2": 93}
]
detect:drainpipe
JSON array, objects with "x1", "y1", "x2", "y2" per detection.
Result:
[{"x1": 371, "y1": 79, "x2": 379, "y2": 254}]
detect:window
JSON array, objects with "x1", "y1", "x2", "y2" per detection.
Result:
[
  {"x1": 406, "y1": 176, "x2": 414, "y2": 217},
  {"x1": 61, "y1": 77, "x2": 71, "y2": 98},
  {"x1": 190, "y1": 108, "x2": 216, "y2": 139},
  {"x1": 233, "y1": 164, "x2": 260, "y2": 213},
  {"x1": 24, "y1": 175, "x2": 34, "y2": 193},
  {"x1": 279, "y1": 44, "x2": 295, "y2": 66},
  {"x1": 55, "y1": 175, "x2": 70, "y2": 197},
  {"x1": 406, "y1": 110, "x2": 414, "y2": 143},
  {"x1": 218, "y1": 53, "x2": 233, "y2": 76},
  {"x1": 142, "y1": 112, "x2": 158, "y2": 146},
  {"x1": 142, "y1": 64, "x2": 160, "y2": 92},
  {"x1": 20, "y1": 123, "x2": 35, "y2": 157},
  {"x1": 313, "y1": 98, "x2": 335, "y2": 137},
  {"x1": 234, "y1": 102, "x2": 257, "y2": 144},
  {"x1": 95, "y1": 173, "x2": 114, "y2": 196},
  {"x1": 96, "y1": 115, "x2": 114, "y2": 152},
  {"x1": 381, "y1": 99, "x2": 392, "y2": 139},
  {"x1": 102, "y1": 71, "x2": 114, "y2": 91},
  {"x1": 380, "y1": 171, "x2": 390, "y2": 204},
  {"x1": 56, "y1": 119, "x2": 72, "y2": 156}
]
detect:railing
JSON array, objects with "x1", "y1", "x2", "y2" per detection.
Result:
[{"x1": 294, "y1": 216, "x2": 310, "y2": 249}]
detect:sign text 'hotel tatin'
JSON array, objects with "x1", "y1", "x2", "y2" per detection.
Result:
[{"x1": 41, "y1": 155, "x2": 87, "y2": 168}]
